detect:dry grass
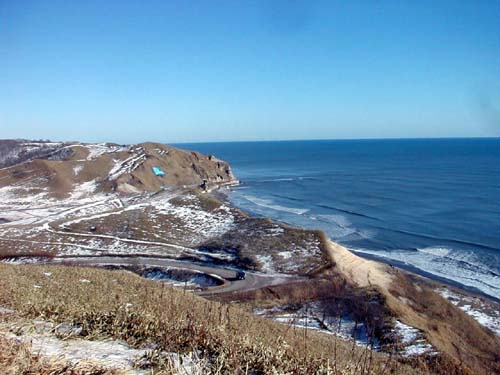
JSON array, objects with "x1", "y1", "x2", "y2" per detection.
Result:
[
  {"x1": 314, "y1": 235, "x2": 500, "y2": 375},
  {"x1": 217, "y1": 268, "x2": 496, "y2": 375},
  {"x1": 0, "y1": 249, "x2": 56, "y2": 260},
  {"x1": 388, "y1": 272, "x2": 500, "y2": 375},
  {"x1": 202, "y1": 218, "x2": 329, "y2": 274},
  {"x1": 0, "y1": 263, "x2": 428, "y2": 375}
]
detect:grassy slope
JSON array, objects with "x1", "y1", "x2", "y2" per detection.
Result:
[
  {"x1": 322, "y1": 237, "x2": 500, "y2": 375},
  {"x1": 387, "y1": 273, "x2": 500, "y2": 375},
  {"x1": 0, "y1": 263, "x2": 427, "y2": 375}
]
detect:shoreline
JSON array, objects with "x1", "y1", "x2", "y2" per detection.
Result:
[
  {"x1": 213, "y1": 185, "x2": 500, "y2": 372},
  {"x1": 2, "y1": 139, "x2": 499, "y2": 373},
  {"x1": 350, "y1": 249, "x2": 500, "y2": 304},
  {"x1": 217, "y1": 187, "x2": 500, "y2": 305}
]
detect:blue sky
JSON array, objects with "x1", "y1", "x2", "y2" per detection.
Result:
[{"x1": 1, "y1": 0, "x2": 499, "y2": 143}]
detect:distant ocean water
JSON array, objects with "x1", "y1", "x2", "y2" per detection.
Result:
[{"x1": 177, "y1": 139, "x2": 500, "y2": 299}]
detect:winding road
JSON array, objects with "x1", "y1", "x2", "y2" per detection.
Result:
[
  {"x1": 48, "y1": 256, "x2": 302, "y2": 295},
  {"x1": 2, "y1": 189, "x2": 302, "y2": 295}
]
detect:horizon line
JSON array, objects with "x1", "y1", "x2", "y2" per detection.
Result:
[
  {"x1": 3, "y1": 135, "x2": 499, "y2": 145},
  {"x1": 172, "y1": 135, "x2": 500, "y2": 145}
]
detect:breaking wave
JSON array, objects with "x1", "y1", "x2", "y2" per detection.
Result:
[
  {"x1": 417, "y1": 246, "x2": 452, "y2": 257},
  {"x1": 315, "y1": 203, "x2": 381, "y2": 221},
  {"x1": 243, "y1": 195, "x2": 309, "y2": 215}
]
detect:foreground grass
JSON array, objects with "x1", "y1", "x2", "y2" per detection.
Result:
[
  {"x1": 0, "y1": 263, "x2": 429, "y2": 374},
  {"x1": 0, "y1": 333, "x2": 123, "y2": 375}
]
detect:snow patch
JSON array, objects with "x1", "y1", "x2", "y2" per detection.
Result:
[
  {"x1": 393, "y1": 320, "x2": 435, "y2": 356},
  {"x1": 278, "y1": 251, "x2": 293, "y2": 259},
  {"x1": 256, "y1": 255, "x2": 274, "y2": 273},
  {"x1": 108, "y1": 148, "x2": 147, "y2": 180},
  {"x1": 149, "y1": 195, "x2": 235, "y2": 244},
  {"x1": 73, "y1": 164, "x2": 83, "y2": 176},
  {"x1": 70, "y1": 179, "x2": 98, "y2": 199},
  {"x1": 0, "y1": 306, "x2": 15, "y2": 314},
  {"x1": 22, "y1": 334, "x2": 147, "y2": 374},
  {"x1": 4, "y1": 318, "x2": 205, "y2": 375},
  {"x1": 255, "y1": 303, "x2": 375, "y2": 348},
  {"x1": 85, "y1": 143, "x2": 126, "y2": 161},
  {"x1": 438, "y1": 288, "x2": 500, "y2": 336}
]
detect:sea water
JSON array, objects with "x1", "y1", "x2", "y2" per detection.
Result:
[{"x1": 177, "y1": 138, "x2": 500, "y2": 299}]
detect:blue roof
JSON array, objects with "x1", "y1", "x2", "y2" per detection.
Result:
[{"x1": 152, "y1": 166, "x2": 166, "y2": 177}]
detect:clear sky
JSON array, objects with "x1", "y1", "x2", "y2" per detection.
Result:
[{"x1": 1, "y1": 0, "x2": 499, "y2": 143}]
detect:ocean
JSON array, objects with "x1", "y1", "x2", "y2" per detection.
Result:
[{"x1": 177, "y1": 138, "x2": 500, "y2": 299}]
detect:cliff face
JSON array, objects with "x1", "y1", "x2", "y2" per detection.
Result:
[{"x1": 0, "y1": 140, "x2": 237, "y2": 197}]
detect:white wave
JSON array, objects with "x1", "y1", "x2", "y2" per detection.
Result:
[
  {"x1": 243, "y1": 195, "x2": 309, "y2": 215},
  {"x1": 261, "y1": 178, "x2": 295, "y2": 182},
  {"x1": 315, "y1": 214, "x2": 359, "y2": 239},
  {"x1": 317, "y1": 214, "x2": 351, "y2": 228},
  {"x1": 357, "y1": 229, "x2": 377, "y2": 240},
  {"x1": 417, "y1": 246, "x2": 452, "y2": 257}
]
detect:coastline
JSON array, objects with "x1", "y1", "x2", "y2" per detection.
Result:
[
  {"x1": 212, "y1": 184, "x2": 500, "y2": 373},
  {"x1": 325, "y1": 239, "x2": 393, "y2": 290},
  {"x1": 220, "y1": 186, "x2": 500, "y2": 303},
  {"x1": 1, "y1": 139, "x2": 499, "y2": 373},
  {"x1": 191, "y1": 138, "x2": 499, "y2": 303},
  {"x1": 350, "y1": 248, "x2": 500, "y2": 304},
  {"x1": 214, "y1": 186, "x2": 500, "y2": 341}
]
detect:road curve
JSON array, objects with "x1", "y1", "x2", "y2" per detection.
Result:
[{"x1": 49, "y1": 256, "x2": 302, "y2": 295}]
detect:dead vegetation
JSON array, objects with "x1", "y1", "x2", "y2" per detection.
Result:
[
  {"x1": 0, "y1": 249, "x2": 56, "y2": 261},
  {"x1": 216, "y1": 264, "x2": 500, "y2": 375},
  {"x1": 0, "y1": 139, "x2": 72, "y2": 170},
  {"x1": 0, "y1": 141, "x2": 237, "y2": 201},
  {"x1": 0, "y1": 263, "x2": 435, "y2": 375},
  {"x1": 387, "y1": 272, "x2": 500, "y2": 374},
  {"x1": 201, "y1": 216, "x2": 328, "y2": 274}
]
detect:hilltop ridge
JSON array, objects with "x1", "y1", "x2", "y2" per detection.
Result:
[{"x1": 0, "y1": 139, "x2": 237, "y2": 197}]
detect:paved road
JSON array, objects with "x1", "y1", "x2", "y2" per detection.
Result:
[{"x1": 50, "y1": 256, "x2": 301, "y2": 295}]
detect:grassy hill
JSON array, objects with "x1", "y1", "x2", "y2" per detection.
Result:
[{"x1": 0, "y1": 263, "x2": 439, "y2": 375}]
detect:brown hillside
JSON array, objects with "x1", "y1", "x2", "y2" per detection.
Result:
[{"x1": 0, "y1": 141, "x2": 237, "y2": 198}]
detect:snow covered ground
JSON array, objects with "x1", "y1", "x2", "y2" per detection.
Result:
[
  {"x1": 392, "y1": 320, "x2": 436, "y2": 356},
  {"x1": 148, "y1": 194, "x2": 235, "y2": 245},
  {"x1": 254, "y1": 303, "x2": 440, "y2": 357},
  {"x1": 438, "y1": 288, "x2": 500, "y2": 337},
  {"x1": 1, "y1": 317, "x2": 203, "y2": 375},
  {"x1": 0, "y1": 178, "x2": 237, "y2": 263},
  {"x1": 143, "y1": 268, "x2": 224, "y2": 288},
  {"x1": 0, "y1": 142, "x2": 317, "y2": 275},
  {"x1": 108, "y1": 146, "x2": 147, "y2": 180},
  {"x1": 84, "y1": 143, "x2": 127, "y2": 161},
  {"x1": 254, "y1": 302, "x2": 377, "y2": 348}
]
